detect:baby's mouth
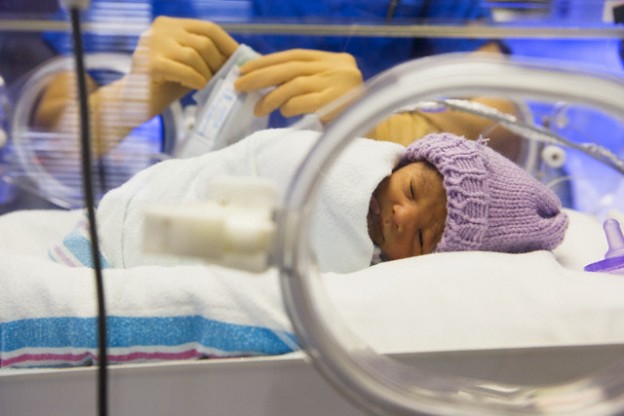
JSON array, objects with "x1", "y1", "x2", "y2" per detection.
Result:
[{"x1": 367, "y1": 194, "x2": 384, "y2": 244}]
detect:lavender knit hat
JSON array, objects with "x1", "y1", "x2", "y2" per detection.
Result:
[{"x1": 397, "y1": 132, "x2": 569, "y2": 253}]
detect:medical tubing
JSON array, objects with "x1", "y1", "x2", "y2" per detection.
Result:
[
  {"x1": 434, "y1": 99, "x2": 624, "y2": 174},
  {"x1": 278, "y1": 54, "x2": 624, "y2": 416},
  {"x1": 68, "y1": 8, "x2": 108, "y2": 416}
]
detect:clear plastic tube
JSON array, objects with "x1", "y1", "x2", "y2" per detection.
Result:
[{"x1": 278, "y1": 53, "x2": 624, "y2": 416}]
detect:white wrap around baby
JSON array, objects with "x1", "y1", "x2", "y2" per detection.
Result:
[{"x1": 96, "y1": 128, "x2": 405, "y2": 272}]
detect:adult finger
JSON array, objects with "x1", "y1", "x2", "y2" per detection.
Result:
[
  {"x1": 182, "y1": 31, "x2": 228, "y2": 74},
  {"x1": 280, "y1": 91, "x2": 329, "y2": 118},
  {"x1": 239, "y1": 49, "x2": 330, "y2": 74},
  {"x1": 253, "y1": 76, "x2": 318, "y2": 116},
  {"x1": 184, "y1": 19, "x2": 239, "y2": 57},
  {"x1": 156, "y1": 57, "x2": 208, "y2": 90},
  {"x1": 236, "y1": 61, "x2": 326, "y2": 92}
]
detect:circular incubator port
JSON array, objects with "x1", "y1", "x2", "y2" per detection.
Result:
[
  {"x1": 9, "y1": 53, "x2": 182, "y2": 208},
  {"x1": 277, "y1": 53, "x2": 624, "y2": 416}
]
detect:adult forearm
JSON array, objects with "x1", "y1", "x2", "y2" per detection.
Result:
[{"x1": 35, "y1": 75, "x2": 153, "y2": 157}]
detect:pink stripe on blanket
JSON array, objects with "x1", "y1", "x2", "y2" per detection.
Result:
[
  {"x1": 2, "y1": 351, "x2": 94, "y2": 367},
  {"x1": 108, "y1": 349, "x2": 203, "y2": 362},
  {"x1": 2, "y1": 349, "x2": 247, "y2": 367},
  {"x1": 51, "y1": 245, "x2": 79, "y2": 267}
]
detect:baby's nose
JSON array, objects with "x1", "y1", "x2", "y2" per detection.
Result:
[{"x1": 392, "y1": 203, "x2": 416, "y2": 231}]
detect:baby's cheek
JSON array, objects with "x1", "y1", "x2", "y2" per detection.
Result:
[{"x1": 382, "y1": 238, "x2": 413, "y2": 260}]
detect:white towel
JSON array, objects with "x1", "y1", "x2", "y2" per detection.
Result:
[{"x1": 97, "y1": 128, "x2": 405, "y2": 272}]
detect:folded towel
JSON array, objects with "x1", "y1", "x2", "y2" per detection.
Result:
[
  {"x1": 95, "y1": 128, "x2": 405, "y2": 272},
  {"x1": 0, "y1": 252, "x2": 297, "y2": 368}
]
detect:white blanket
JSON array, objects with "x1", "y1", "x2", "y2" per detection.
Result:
[
  {"x1": 3, "y1": 207, "x2": 624, "y2": 369},
  {"x1": 96, "y1": 128, "x2": 405, "y2": 273}
]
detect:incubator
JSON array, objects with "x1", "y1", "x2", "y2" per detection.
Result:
[{"x1": 2, "y1": 1, "x2": 624, "y2": 416}]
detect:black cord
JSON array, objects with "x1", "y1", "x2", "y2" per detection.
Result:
[{"x1": 68, "y1": 8, "x2": 108, "y2": 416}]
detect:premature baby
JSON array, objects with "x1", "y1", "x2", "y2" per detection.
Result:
[{"x1": 368, "y1": 132, "x2": 569, "y2": 262}]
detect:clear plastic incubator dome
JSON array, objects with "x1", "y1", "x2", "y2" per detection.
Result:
[{"x1": 275, "y1": 53, "x2": 624, "y2": 416}]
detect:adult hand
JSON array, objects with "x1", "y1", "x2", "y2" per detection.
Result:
[
  {"x1": 235, "y1": 49, "x2": 363, "y2": 122},
  {"x1": 126, "y1": 16, "x2": 239, "y2": 120},
  {"x1": 34, "y1": 17, "x2": 239, "y2": 156}
]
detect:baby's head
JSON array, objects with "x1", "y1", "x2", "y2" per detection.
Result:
[{"x1": 367, "y1": 132, "x2": 569, "y2": 260}]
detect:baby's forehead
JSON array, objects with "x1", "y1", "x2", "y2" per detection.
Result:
[{"x1": 392, "y1": 160, "x2": 441, "y2": 181}]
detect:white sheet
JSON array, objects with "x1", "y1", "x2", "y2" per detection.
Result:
[{"x1": 1, "y1": 207, "x2": 623, "y2": 369}]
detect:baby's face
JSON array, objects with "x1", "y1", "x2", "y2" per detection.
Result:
[{"x1": 367, "y1": 161, "x2": 447, "y2": 260}]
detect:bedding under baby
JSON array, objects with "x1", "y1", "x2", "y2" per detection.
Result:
[{"x1": 2, "y1": 206, "x2": 624, "y2": 369}]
